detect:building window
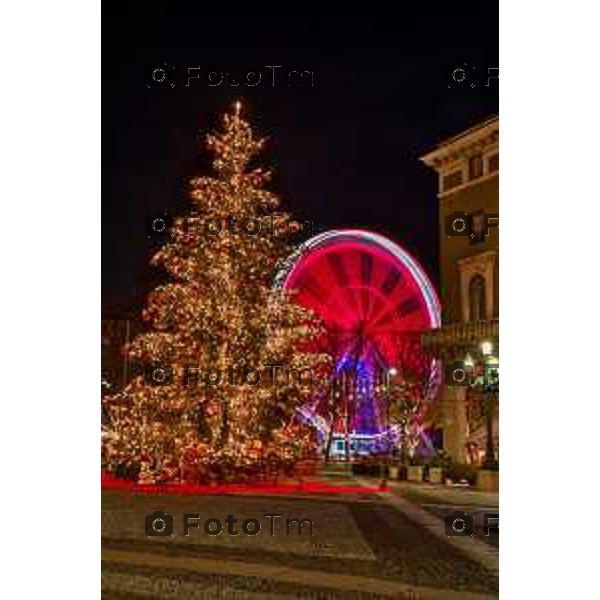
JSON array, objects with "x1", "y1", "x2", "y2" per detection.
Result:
[
  {"x1": 488, "y1": 153, "x2": 499, "y2": 173},
  {"x1": 469, "y1": 275, "x2": 487, "y2": 321},
  {"x1": 469, "y1": 154, "x2": 484, "y2": 180},
  {"x1": 443, "y1": 170, "x2": 463, "y2": 191}
]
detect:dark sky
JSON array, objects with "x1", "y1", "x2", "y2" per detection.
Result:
[{"x1": 102, "y1": 10, "x2": 498, "y2": 311}]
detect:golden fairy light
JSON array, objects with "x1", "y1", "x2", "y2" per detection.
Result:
[{"x1": 102, "y1": 105, "x2": 332, "y2": 483}]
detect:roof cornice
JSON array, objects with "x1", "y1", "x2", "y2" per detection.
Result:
[{"x1": 421, "y1": 116, "x2": 499, "y2": 170}]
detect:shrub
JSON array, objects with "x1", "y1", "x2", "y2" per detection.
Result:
[
  {"x1": 429, "y1": 450, "x2": 452, "y2": 471},
  {"x1": 447, "y1": 463, "x2": 478, "y2": 485}
]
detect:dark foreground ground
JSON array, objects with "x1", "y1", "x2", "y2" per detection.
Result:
[{"x1": 101, "y1": 482, "x2": 498, "y2": 599}]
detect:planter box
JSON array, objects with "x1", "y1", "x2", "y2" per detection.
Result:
[
  {"x1": 389, "y1": 465, "x2": 400, "y2": 480},
  {"x1": 407, "y1": 465, "x2": 423, "y2": 482},
  {"x1": 476, "y1": 469, "x2": 499, "y2": 492},
  {"x1": 429, "y1": 467, "x2": 443, "y2": 484}
]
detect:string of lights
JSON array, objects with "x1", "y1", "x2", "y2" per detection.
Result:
[{"x1": 102, "y1": 103, "x2": 332, "y2": 483}]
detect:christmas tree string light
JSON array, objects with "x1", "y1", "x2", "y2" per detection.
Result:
[{"x1": 102, "y1": 102, "x2": 332, "y2": 483}]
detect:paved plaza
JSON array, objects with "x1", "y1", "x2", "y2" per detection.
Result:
[
  {"x1": 389, "y1": 482, "x2": 500, "y2": 550},
  {"x1": 102, "y1": 480, "x2": 498, "y2": 599}
]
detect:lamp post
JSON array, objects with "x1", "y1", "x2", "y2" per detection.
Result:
[
  {"x1": 382, "y1": 367, "x2": 398, "y2": 483},
  {"x1": 386, "y1": 367, "x2": 398, "y2": 458},
  {"x1": 481, "y1": 342, "x2": 499, "y2": 469},
  {"x1": 324, "y1": 378, "x2": 341, "y2": 465}
]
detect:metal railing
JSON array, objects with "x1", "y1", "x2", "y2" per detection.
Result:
[{"x1": 422, "y1": 318, "x2": 499, "y2": 349}]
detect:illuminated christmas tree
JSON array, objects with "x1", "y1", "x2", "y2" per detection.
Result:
[{"x1": 103, "y1": 103, "x2": 331, "y2": 482}]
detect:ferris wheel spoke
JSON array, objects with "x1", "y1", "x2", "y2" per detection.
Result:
[
  {"x1": 394, "y1": 295, "x2": 423, "y2": 321},
  {"x1": 354, "y1": 287, "x2": 365, "y2": 322},
  {"x1": 351, "y1": 287, "x2": 368, "y2": 323},
  {"x1": 296, "y1": 279, "x2": 339, "y2": 327},
  {"x1": 368, "y1": 298, "x2": 396, "y2": 327},
  {"x1": 305, "y1": 271, "x2": 357, "y2": 329},
  {"x1": 369, "y1": 293, "x2": 422, "y2": 330},
  {"x1": 361, "y1": 287, "x2": 374, "y2": 322},
  {"x1": 366, "y1": 285, "x2": 386, "y2": 322},
  {"x1": 364, "y1": 288, "x2": 374, "y2": 321},
  {"x1": 380, "y1": 266, "x2": 403, "y2": 296},
  {"x1": 327, "y1": 252, "x2": 350, "y2": 288},
  {"x1": 361, "y1": 252, "x2": 373, "y2": 286},
  {"x1": 369, "y1": 319, "x2": 427, "y2": 336},
  {"x1": 325, "y1": 288, "x2": 361, "y2": 326}
]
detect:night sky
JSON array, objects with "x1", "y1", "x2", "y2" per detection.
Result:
[{"x1": 102, "y1": 10, "x2": 498, "y2": 312}]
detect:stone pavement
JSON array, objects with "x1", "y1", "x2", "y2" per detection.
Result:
[
  {"x1": 102, "y1": 488, "x2": 499, "y2": 599},
  {"x1": 358, "y1": 480, "x2": 499, "y2": 577},
  {"x1": 102, "y1": 548, "x2": 496, "y2": 599},
  {"x1": 386, "y1": 481, "x2": 500, "y2": 550},
  {"x1": 390, "y1": 482, "x2": 499, "y2": 509}
]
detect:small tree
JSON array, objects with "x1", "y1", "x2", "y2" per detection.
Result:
[{"x1": 387, "y1": 345, "x2": 437, "y2": 464}]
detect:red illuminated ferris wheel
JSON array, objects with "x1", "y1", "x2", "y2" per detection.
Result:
[{"x1": 275, "y1": 229, "x2": 441, "y2": 445}]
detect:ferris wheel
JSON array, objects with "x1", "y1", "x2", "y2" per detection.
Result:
[{"x1": 275, "y1": 229, "x2": 441, "y2": 450}]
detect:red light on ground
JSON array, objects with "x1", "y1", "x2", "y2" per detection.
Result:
[{"x1": 101, "y1": 472, "x2": 383, "y2": 495}]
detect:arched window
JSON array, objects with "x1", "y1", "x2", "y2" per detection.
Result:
[{"x1": 469, "y1": 275, "x2": 486, "y2": 321}]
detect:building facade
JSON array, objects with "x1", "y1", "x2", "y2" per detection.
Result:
[{"x1": 421, "y1": 116, "x2": 499, "y2": 464}]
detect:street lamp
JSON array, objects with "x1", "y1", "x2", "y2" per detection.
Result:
[
  {"x1": 480, "y1": 341, "x2": 499, "y2": 469},
  {"x1": 384, "y1": 367, "x2": 398, "y2": 478}
]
